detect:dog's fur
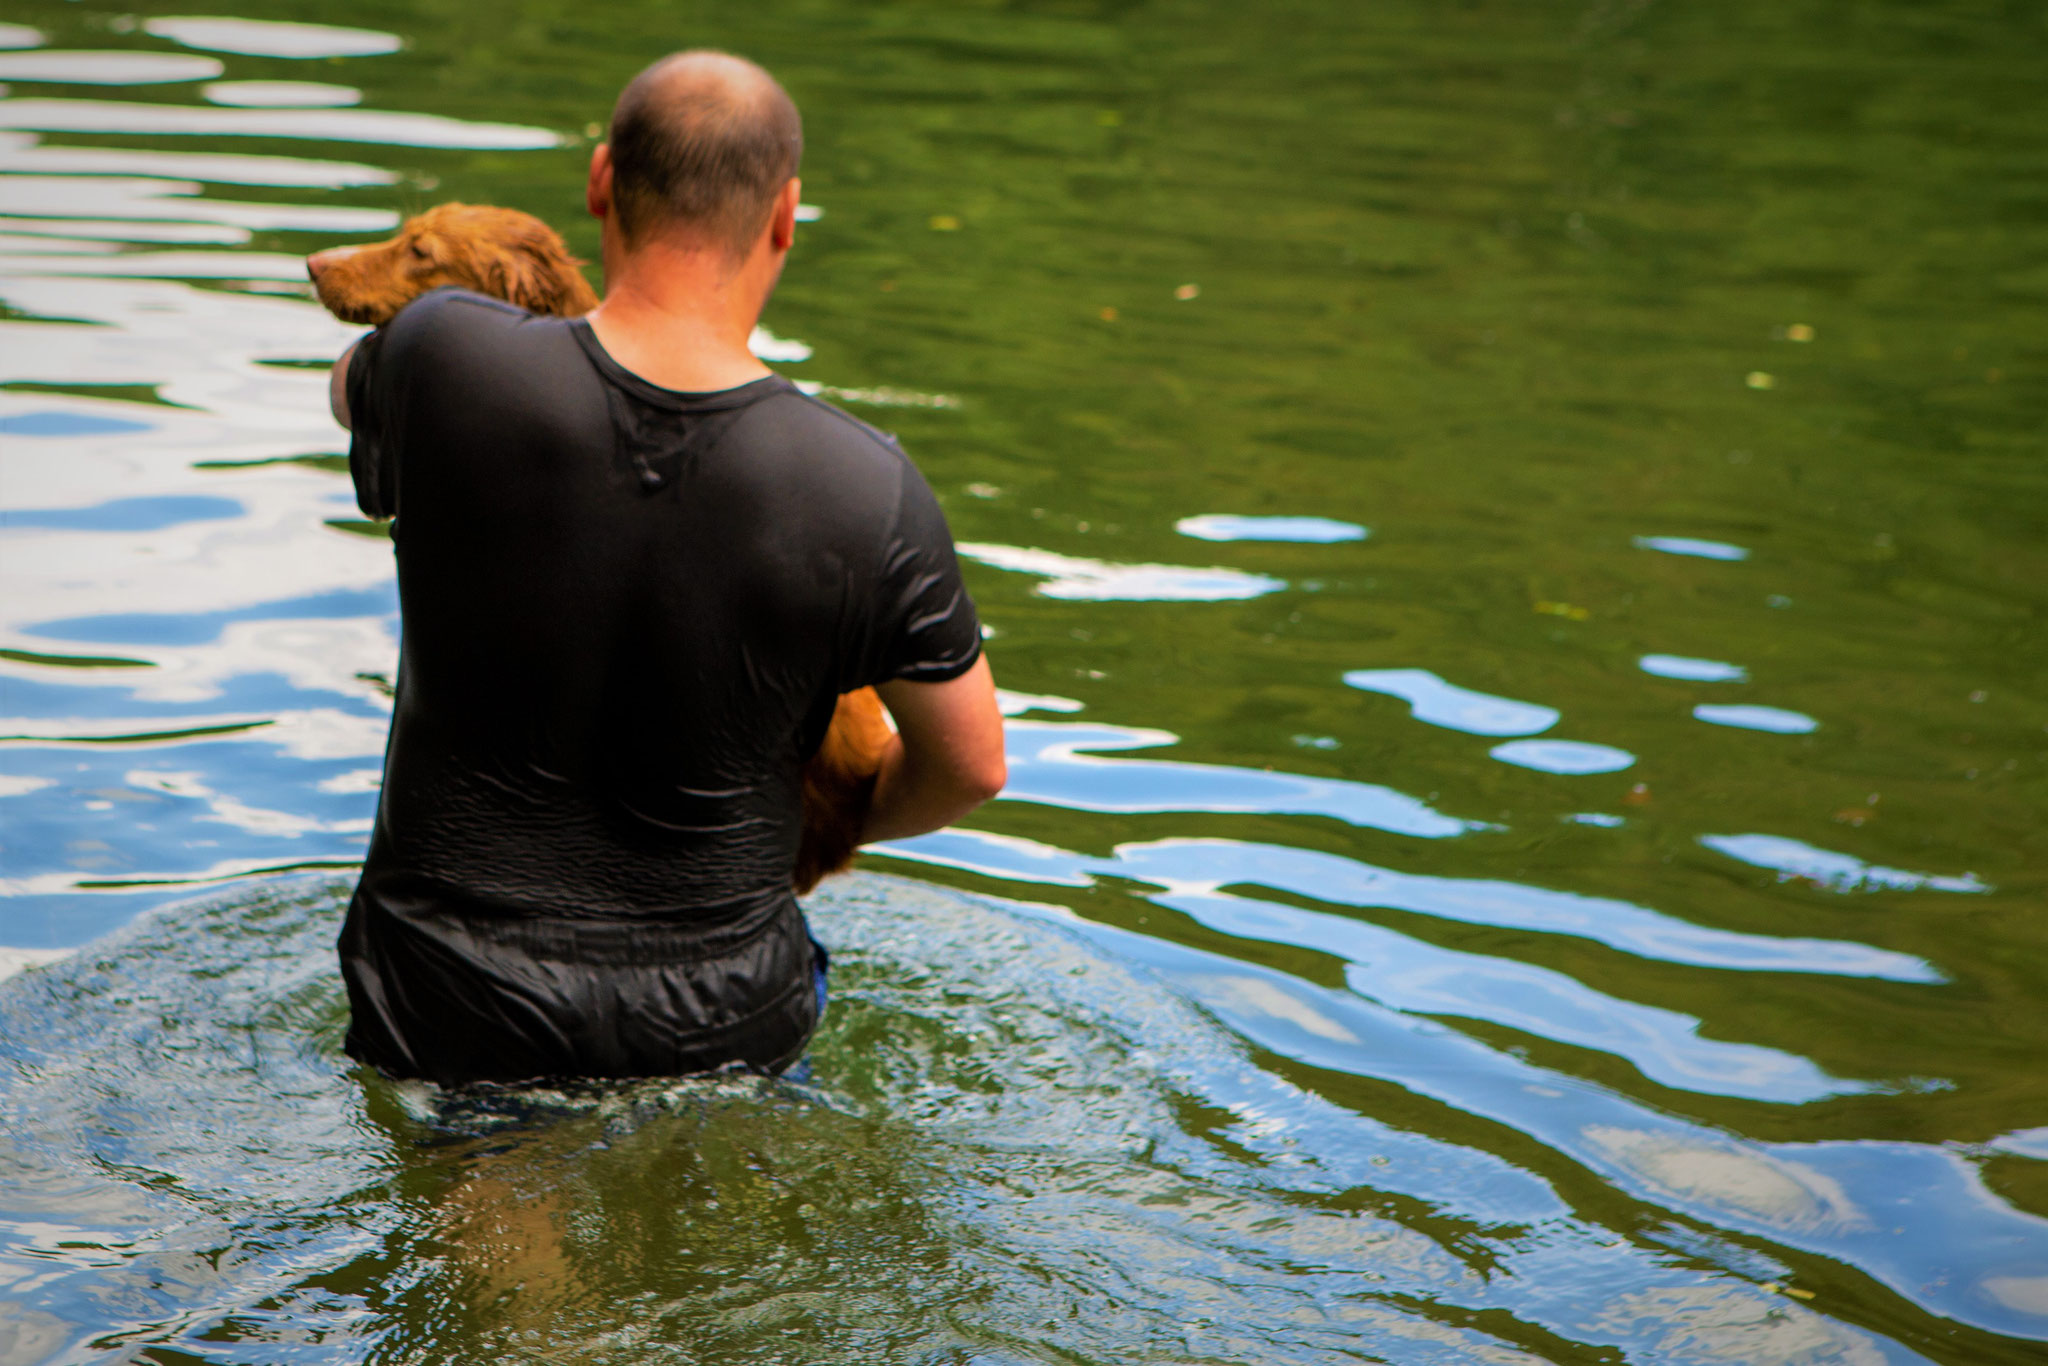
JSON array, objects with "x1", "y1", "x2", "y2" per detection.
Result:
[
  {"x1": 309, "y1": 203, "x2": 599, "y2": 325},
  {"x1": 309, "y1": 203, "x2": 890, "y2": 893}
]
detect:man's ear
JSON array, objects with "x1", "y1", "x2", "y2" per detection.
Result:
[
  {"x1": 586, "y1": 143, "x2": 613, "y2": 220},
  {"x1": 769, "y1": 177, "x2": 800, "y2": 252}
]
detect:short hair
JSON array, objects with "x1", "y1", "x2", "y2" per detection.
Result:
[{"x1": 607, "y1": 51, "x2": 803, "y2": 256}]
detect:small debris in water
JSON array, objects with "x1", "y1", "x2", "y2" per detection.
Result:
[
  {"x1": 1746, "y1": 371, "x2": 1776, "y2": 389},
  {"x1": 1175, "y1": 283, "x2": 1200, "y2": 300},
  {"x1": 929, "y1": 214, "x2": 960, "y2": 231}
]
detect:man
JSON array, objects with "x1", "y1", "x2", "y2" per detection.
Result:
[{"x1": 324, "y1": 51, "x2": 1005, "y2": 1086}]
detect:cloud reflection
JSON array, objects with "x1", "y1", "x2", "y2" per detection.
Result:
[
  {"x1": 140, "y1": 17, "x2": 403, "y2": 60},
  {"x1": 1343, "y1": 668, "x2": 1558, "y2": 736},
  {"x1": 0, "y1": 98, "x2": 560, "y2": 149},
  {"x1": 958, "y1": 542, "x2": 1285, "y2": 601},
  {"x1": 1000, "y1": 721, "x2": 1479, "y2": 837},
  {"x1": 0, "y1": 51, "x2": 224, "y2": 84},
  {"x1": 1701, "y1": 834, "x2": 1989, "y2": 894},
  {"x1": 884, "y1": 828, "x2": 1939, "y2": 980}
]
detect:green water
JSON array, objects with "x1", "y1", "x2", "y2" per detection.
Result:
[{"x1": 0, "y1": 0, "x2": 2044, "y2": 1361}]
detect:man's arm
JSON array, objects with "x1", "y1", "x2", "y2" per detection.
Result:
[
  {"x1": 329, "y1": 336, "x2": 360, "y2": 431},
  {"x1": 863, "y1": 654, "x2": 1006, "y2": 843}
]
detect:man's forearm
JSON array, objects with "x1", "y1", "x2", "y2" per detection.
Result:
[
  {"x1": 860, "y1": 657, "x2": 1008, "y2": 843},
  {"x1": 860, "y1": 733, "x2": 1002, "y2": 844}
]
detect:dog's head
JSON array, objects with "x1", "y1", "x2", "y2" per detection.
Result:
[{"x1": 307, "y1": 203, "x2": 599, "y2": 326}]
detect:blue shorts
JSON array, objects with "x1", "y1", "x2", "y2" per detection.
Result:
[{"x1": 809, "y1": 935, "x2": 830, "y2": 1020}]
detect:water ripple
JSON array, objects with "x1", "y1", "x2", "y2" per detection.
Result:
[
  {"x1": 140, "y1": 17, "x2": 403, "y2": 60},
  {"x1": 1490, "y1": 739, "x2": 1636, "y2": 774},
  {"x1": 1641, "y1": 653, "x2": 1749, "y2": 682},
  {"x1": 957, "y1": 542, "x2": 1286, "y2": 601},
  {"x1": 1634, "y1": 535, "x2": 1750, "y2": 561},
  {"x1": 1343, "y1": 668, "x2": 1559, "y2": 736},
  {"x1": 883, "y1": 829, "x2": 1939, "y2": 981},
  {"x1": 0, "y1": 51, "x2": 225, "y2": 85},
  {"x1": 1702, "y1": 835, "x2": 1990, "y2": 895},
  {"x1": 0, "y1": 131, "x2": 397, "y2": 187},
  {"x1": 1176, "y1": 513, "x2": 1367, "y2": 543},
  {"x1": 1695, "y1": 704, "x2": 1820, "y2": 734},
  {"x1": 1000, "y1": 721, "x2": 1481, "y2": 837},
  {"x1": 0, "y1": 98, "x2": 561, "y2": 149}
]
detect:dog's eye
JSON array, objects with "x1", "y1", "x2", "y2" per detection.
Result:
[{"x1": 408, "y1": 239, "x2": 433, "y2": 261}]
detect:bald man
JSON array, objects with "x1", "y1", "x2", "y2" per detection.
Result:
[{"x1": 327, "y1": 52, "x2": 1005, "y2": 1085}]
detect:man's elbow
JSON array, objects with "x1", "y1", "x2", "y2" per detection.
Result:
[{"x1": 961, "y1": 753, "x2": 1006, "y2": 806}]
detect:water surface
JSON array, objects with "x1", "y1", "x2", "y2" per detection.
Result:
[{"x1": 1, "y1": 1, "x2": 2044, "y2": 1362}]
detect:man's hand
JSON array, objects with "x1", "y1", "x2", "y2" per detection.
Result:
[
  {"x1": 329, "y1": 336, "x2": 360, "y2": 431},
  {"x1": 864, "y1": 655, "x2": 1006, "y2": 843}
]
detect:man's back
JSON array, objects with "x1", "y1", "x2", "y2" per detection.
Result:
[{"x1": 338, "y1": 288, "x2": 982, "y2": 1083}]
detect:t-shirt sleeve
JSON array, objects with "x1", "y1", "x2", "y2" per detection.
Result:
[
  {"x1": 345, "y1": 325, "x2": 398, "y2": 519},
  {"x1": 853, "y1": 460, "x2": 983, "y2": 687}
]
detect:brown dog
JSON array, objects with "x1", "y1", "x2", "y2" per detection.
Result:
[{"x1": 308, "y1": 203, "x2": 891, "y2": 893}]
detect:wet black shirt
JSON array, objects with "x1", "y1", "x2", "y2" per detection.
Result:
[{"x1": 336, "y1": 288, "x2": 980, "y2": 1084}]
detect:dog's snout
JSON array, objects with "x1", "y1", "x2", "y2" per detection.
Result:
[{"x1": 305, "y1": 246, "x2": 356, "y2": 282}]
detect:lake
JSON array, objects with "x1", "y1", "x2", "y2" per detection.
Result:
[{"x1": 0, "y1": 1, "x2": 2044, "y2": 1362}]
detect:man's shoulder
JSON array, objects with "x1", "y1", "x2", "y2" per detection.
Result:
[
  {"x1": 749, "y1": 387, "x2": 911, "y2": 477},
  {"x1": 380, "y1": 287, "x2": 535, "y2": 356}
]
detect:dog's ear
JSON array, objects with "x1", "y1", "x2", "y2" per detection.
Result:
[{"x1": 487, "y1": 226, "x2": 595, "y2": 318}]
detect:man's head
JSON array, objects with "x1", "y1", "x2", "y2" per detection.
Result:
[{"x1": 597, "y1": 51, "x2": 802, "y2": 260}]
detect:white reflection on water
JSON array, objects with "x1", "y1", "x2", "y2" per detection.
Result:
[
  {"x1": 1585, "y1": 1126, "x2": 1865, "y2": 1231},
  {"x1": 0, "y1": 26, "x2": 41, "y2": 51},
  {"x1": 126, "y1": 766, "x2": 371, "y2": 838},
  {"x1": 997, "y1": 888, "x2": 2047, "y2": 1341},
  {"x1": 0, "y1": 248, "x2": 311, "y2": 279},
  {"x1": 0, "y1": 98, "x2": 560, "y2": 149},
  {"x1": 0, "y1": 131, "x2": 396, "y2": 187},
  {"x1": 957, "y1": 542, "x2": 1285, "y2": 600},
  {"x1": 141, "y1": 16, "x2": 403, "y2": 60},
  {"x1": 1634, "y1": 534, "x2": 1751, "y2": 561},
  {"x1": 0, "y1": 873, "x2": 1946, "y2": 1363},
  {"x1": 1701, "y1": 834, "x2": 1990, "y2": 895},
  {"x1": 1490, "y1": 738, "x2": 1636, "y2": 774},
  {"x1": 1176, "y1": 513, "x2": 1367, "y2": 543},
  {"x1": 993, "y1": 687, "x2": 1083, "y2": 716},
  {"x1": 0, "y1": 51, "x2": 225, "y2": 84},
  {"x1": 0, "y1": 709, "x2": 387, "y2": 758},
  {"x1": 2, "y1": 173, "x2": 398, "y2": 230},
  {"x1": 202, "y1": 80, "x2": 361, "y2": 108},
  {"x1": 1696, "y1": 703, "x2": 1820, "y2": 734},
  {"x1": 999, "y1": 720, "x2": 1478, "y2": 836},
  {"x1": 1641, "y1": 652, "x2": 1749, "y2": 682},
  {"x1": 0, "y1": 231, "x2": 115, "y2": 253},
  {"x1": 0, "y1": 215, "x2": 250, "y2": 245},
  {"x1": 1163, "y1": 882, "x2": 1870, "y2": 1100},
  {"x1": 885, "y1": 828, "x2": 1940, "y2": 980},
  {"x1": 1343, "y1": 667, "x2": 1558, "y2": 736}
]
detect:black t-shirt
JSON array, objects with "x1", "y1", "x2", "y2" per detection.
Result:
[{"x1": 335, "y1": 288, "x2": 980, "y2": 1084}]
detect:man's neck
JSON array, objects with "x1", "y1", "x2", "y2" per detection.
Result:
[{"x1": 584, "y1": 236, "x2": 777, "y2": 393}]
